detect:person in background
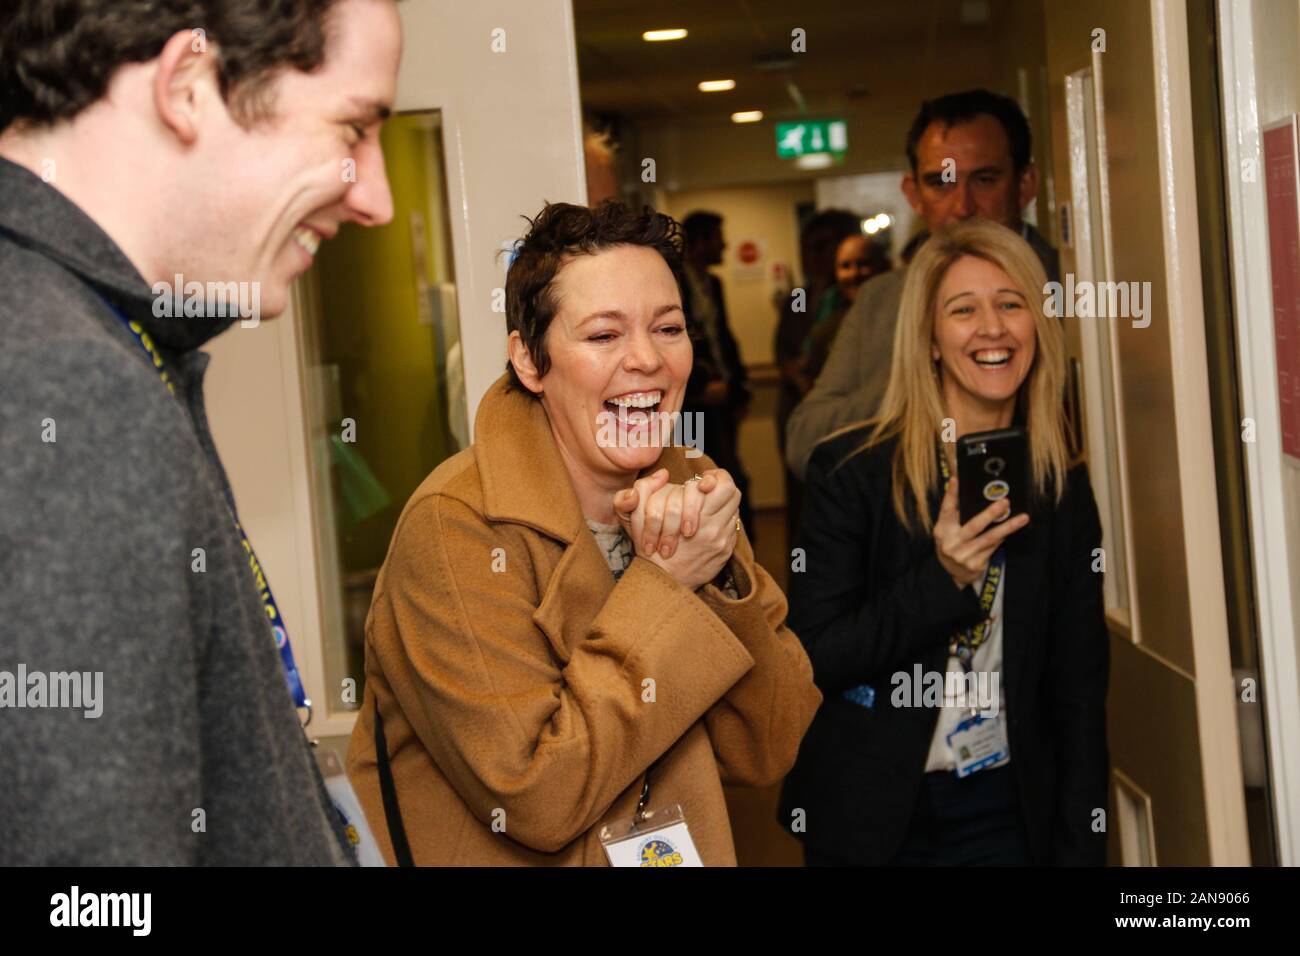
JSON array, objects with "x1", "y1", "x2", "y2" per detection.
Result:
[
  {"x1": 785, "y1": 88, "x2": 1061, "y2": 480},
  {"x1": 679, "y1": 210, "x2": 755, "y2": 539},
  {"x1": 347, "y1": 201, "x2": 821, "y2": 866},
  {"x1": 804, "y1": 233, "x2": 891, "y2": 385},
  {"x1": 0, "y1": 0, "x2": 401, "y2": 864},
  {"x1": 774, "y1": 208, "x2": 863, "y2": 548},
  {"x1": 779, "y1": 220, "x2": 1108, "y2": 866}
]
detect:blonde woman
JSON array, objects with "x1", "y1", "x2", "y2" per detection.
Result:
[{"x1": 779, "y1": 219, "x2": 1108, "y2": 866}]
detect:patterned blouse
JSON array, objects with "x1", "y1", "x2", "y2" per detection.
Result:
[{"x1": 586, "y1": 518, "x2": 635, "y2": 581}]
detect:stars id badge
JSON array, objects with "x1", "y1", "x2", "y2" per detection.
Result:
[{"x1": 598, "y1": 804, "x2": 704, "y2": 867}]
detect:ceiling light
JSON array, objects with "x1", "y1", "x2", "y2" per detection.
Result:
[
  {"x1": 864, "y1": 219, "x2": 881, "y2": 234},
  {"x1": 731, "y1": 110, "x2": 764, "y2": 123},
  {"x1": 643, "y1": 28, "x2": 687, "y2": 42},
  {"x1": 698, "y1": 79, "x2": 736, "y2": 93},
  {"x1": 795, "y1": 152, "x2": 833, "y2": 170}
]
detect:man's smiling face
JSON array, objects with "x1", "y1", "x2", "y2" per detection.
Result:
[
  {"x1": 902, "y1": 113, "x2": 1037, "y2": 234},
  {"x1": 191, "y1": 0, "x2": 402, "y2": 318}
]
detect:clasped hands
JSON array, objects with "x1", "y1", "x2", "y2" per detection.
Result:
[{"x1": 613, "y1": 468, "x2": 741, "y2": 591}]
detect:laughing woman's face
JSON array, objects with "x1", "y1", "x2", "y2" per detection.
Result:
[
  {"x1": 931, "y1": 254, "x2": 1037, "y2": 417},
  {"x1": 528, "y1": 244, "x2": 693, "y2": 479}
]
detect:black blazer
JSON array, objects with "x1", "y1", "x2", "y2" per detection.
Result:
[{"x1": 779, "y1": 428, "x2": 1109, "y2": 865}]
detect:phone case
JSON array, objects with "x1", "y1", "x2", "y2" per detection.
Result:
[{"x1": 956, "y1": 426, "x2": 1028, "y2": 525}]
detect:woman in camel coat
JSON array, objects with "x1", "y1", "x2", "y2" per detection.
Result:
[{"x1": 347, "y1": 201, "x2": 821, "y2": 866}]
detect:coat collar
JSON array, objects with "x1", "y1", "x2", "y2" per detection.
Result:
[
  {"x1": 472, "y1": 374, "x2": 706, "y2": 543},
  {"x1": 0, "y1": 155, "x2": 238, "y2": 351}
]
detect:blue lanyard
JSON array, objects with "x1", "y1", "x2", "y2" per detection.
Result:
[{"x1": 103, "y1": 298, "x2": 311, "y2": 714}]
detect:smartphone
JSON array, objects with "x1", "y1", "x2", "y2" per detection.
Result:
[{"x1": 956, "y1": 426, "x2": 1028, "y2": 525}]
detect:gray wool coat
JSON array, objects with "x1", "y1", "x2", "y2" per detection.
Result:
[{"x1": 0, "y1": 156, "x2": 354, "y2": 865}]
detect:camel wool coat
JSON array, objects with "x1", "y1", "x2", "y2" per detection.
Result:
[{"x1": 347, "y1": 375, "x2": 821, "y2": 865}]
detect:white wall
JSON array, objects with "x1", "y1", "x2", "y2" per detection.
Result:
[
  {"x1": 394, "y1": 0, "x2": 587, "y2": 430},
  {"x1": 1219, "y1": 0, "x2": 1300, "y2": 864}
]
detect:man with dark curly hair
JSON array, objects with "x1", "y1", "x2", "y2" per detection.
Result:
[{"x1": 0, "y1": 0, "x2": 402, "y2": 864}]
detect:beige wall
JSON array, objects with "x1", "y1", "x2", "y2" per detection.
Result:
[
  {"x1": 663, "y1": 181, "x2": 815, "y2": 508},
  {"x1": 663, "y1": 182, "x2": 813, "y2": 366}
]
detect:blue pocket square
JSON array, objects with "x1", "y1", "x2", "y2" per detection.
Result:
[{"x1": 842, "y1": 683, "x2": 876, "y2": 709}]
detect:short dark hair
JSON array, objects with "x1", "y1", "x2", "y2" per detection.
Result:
[
  {"x1": 681, "y1": 211, "x2": 723, "y2": 249},
  {"x1": 905, "y1": 89, "x2": 1032, "y2": 175},
  {"x1": 803, "y1": 208, "x2": 862, "y2": 245},
  {"x1": 505, "y1": 200, "x2": 684, "y2": 394},
  {"x1": 0, "y1": 0, "x2": 347, "y2": 134}
]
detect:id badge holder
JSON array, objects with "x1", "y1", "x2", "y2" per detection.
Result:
[
  {"x1": 946, "y1": 713, "x2": 1011, "y2": 779},
  {"x1": 313, "y1": 746, "x2": 388, "y2": 866},
  {"x1": 599, "y1": 804, "x2": 704, "y2": 867}
]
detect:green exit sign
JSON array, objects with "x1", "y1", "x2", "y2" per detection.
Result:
[{"x1": 776, "y1": 119, "x2": 848, "y2": 158}]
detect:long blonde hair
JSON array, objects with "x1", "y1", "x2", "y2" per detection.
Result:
[{"x1": 835, "y1": 219, "x2": 1073, "y2": 533}]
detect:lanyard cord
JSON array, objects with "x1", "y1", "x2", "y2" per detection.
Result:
[
  {"x1": 100, "y1": 297, "x2": 312, "y2": 720},
  {"x1": 633, "y1": 758, "x2": 661, "y2": 831}
]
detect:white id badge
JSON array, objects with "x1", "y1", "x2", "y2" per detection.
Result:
[
  {"x1": 598, "y1": 805, "x2": 704, "y2": 867},
  {"x1": 947, "y1": 714, "x2": 1011, "y2": 779},
  {"x1": 314, "y1": 747, "x2": 388, "y2": 866}
]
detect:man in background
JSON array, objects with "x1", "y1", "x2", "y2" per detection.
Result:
[
  {"x1": 784, "y1": 89, "x2": 1059, "y2": 479},
  {"x1": 0, "y1": 0, "x2": 400, "y2": 863},
  {"x1": 680, "y1": 210, "x2": 755, "y2": 537},
  {"x1": 774, "y1": 209, "x2": 869, "y2": 545}
]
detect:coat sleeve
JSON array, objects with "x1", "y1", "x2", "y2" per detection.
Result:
[
  {"x1": 0, "y1": 340, "x2": 202, "y2": 864},
  {"x1": 367, "y1": 492, "x2": 757, "y2": 854},
  {"x1": 784, "y1": 276, "x2": 894, "y2": 480},
  {"x1": 1046, "y1": 465, "x2": 1110, "y2": 865},
  {"x1": 695, "y1": 538, "x2": 822, "y2": 786},
  {"x1": 788, "y1": 441, "x2": 985, "y2": 695}
]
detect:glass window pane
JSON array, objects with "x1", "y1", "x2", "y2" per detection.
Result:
[{"x1": 296, "y1": 110, "x2": 465, "y2": 717}]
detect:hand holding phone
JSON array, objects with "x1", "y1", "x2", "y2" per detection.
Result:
[
  {"x1": 934, "y1": 477, "x2": 1030, "y2": 590},
  {"x1": 934, "y1": 427, "x2": 1031, "y2": 590}
]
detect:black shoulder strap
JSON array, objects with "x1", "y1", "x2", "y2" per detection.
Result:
[{"x1": 373, "y1": 702, "x2": 415, "y2": 867}]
